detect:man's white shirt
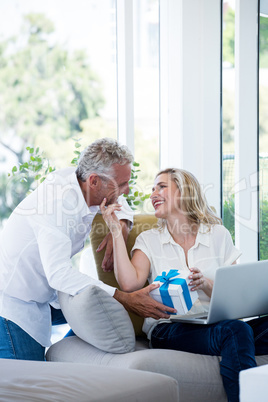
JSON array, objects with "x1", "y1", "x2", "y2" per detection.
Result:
[{"x1": 0, "y1": 167, "x2": 133, "y2": 346}]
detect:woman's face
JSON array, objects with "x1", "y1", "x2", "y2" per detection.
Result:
[{"x1": 150, "y1": 173, "x2": 181, "y2": 219}]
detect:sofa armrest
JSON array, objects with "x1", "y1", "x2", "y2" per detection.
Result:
[{"x1": 1, "y1": 358, "x2": 179, "y2": 402}]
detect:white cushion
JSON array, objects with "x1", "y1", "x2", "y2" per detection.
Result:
[
  {"x1": 58, "y1": 285, "x2": 135, "y2": 353},
  {"x1": 240, "y1": 365, "x2": 268, "y2": 402}
]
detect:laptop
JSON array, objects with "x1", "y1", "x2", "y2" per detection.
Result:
[{"x1": 170, "y1": 260, "x2": 268, "y2": 325}]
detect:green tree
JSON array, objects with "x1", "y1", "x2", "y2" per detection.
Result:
[
  {"x1": 260, "y1": 199, "x2": 268, "y2": 260},
  {"x1": 0, "y1": 13, "x2": 104, "y2": 160},
  {"x1": 223, "y1": 196, "x2": 235, "y2": 243},
  {"x1": 0, "y1": 13, "x2": 105, "y2": 223},
  {"x1": 260, "y1": 16, "x2": 268, "y2": 68},
  {"x1": 223, "y1": 8, "x2": 268, "y2": 68},
  {"x1": 222, "y1": 6, "x2": 235, "y2": 66}
]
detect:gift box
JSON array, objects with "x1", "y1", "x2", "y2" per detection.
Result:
[{"x1": 150, "y1": 269, "x2": 199, "y2": 315}]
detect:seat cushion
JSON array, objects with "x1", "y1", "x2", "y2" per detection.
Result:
[
  {"x1": 46, "y1": 335, "x2": 225, "y2": 402},
  {"x1": 47, "y1": 335, "x2": 268, "y2": 402}
]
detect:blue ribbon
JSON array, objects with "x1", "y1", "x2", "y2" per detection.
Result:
[{"x1": 154, "y1": 269, "x2": 192, "y2": 312}]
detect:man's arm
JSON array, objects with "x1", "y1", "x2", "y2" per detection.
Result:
[
  {"x1": 97, "y1": 219, "x2": 131, "y2": 272},
  {"x1": 113, "y1": 284, "x2": 177, "y2": 320}
]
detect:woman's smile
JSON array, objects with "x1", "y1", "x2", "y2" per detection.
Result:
[{"x1": 152, "y1": 199, "x2": 164, "y2": 210}]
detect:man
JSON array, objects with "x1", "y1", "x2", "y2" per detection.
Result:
[{"x1": 0, "y1": 138, "x2": 175, "y2": 361}]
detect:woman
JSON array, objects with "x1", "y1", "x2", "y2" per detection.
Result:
[{"x1": 100, "y1": 168, "x2": 268, "y2": 402}]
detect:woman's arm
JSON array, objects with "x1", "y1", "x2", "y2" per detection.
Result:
[
  {"x1": 96, "y1": 219, "x2": 131, "y2": 272},
  {"x1": 100, "y1": 199, "x2": 150, "y2": 292}
]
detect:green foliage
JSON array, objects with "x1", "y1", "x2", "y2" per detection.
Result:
[
  {"x1": 223, "y1": 195, "x2": 235, "y2": 243},
  {"x1": 8, "y1": 146, "x2": 55, "y2": 185},
  {"x1": 70, "y1": 139, "x2": 82, "y2": 166},
  {"x1": 0, "y1": 12, "x2": 104, "y2": 162},
  {"x1": 259, "y1": 86, "x2": 268, "y2": 141},
  {"x1": 260, "y1": 16, "x2": 268, "y2": 68},
  {"x1": 222, "y1": 7, "x2": 235, "y2": 66},
  {"x1": 222, "y1": 88, "x2": 235, "y2": 147},
  {"x1": 0, "y1": 174, "x2": 15, "y2": 222},
  {"x1": 260, "y1": 199, "x2": 268, "y2": 260},
  {"x1": 123, "y1": 162, "x2": 150, "y2": 210},
  {"x1": 3, "y1": 146, "x2": 55, "y2": 219},
  {"x1": 223, "y1": 7, "x2": 268, "y2": 68},
  {"x1": 8, "y1": 141, "x2": 150, "y2": 215},
  {"x1": 223, "y1": 196, "x2": 268, "y2": 261},
  {"x1": 69, "y1": 139, "x2": 150, "y2": 210},
  {"x1": 0, "y1": 12, "x2": 105, "y2": 224}
]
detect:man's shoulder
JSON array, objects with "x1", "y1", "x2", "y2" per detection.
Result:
[
  {"x1": 46, "y1": 167, "x2": 76, "y2": 184},
  {"x1": 40, "y1": 167, "x2": 81, "y2": 211}
]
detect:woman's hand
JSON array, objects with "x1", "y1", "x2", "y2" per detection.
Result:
[
  {"x1": 97, "y1": 220, "x2": 131, "y2": 272},
  {"x1": 188, "y1": 267, "x2": 213, "y2": 298},
  {"x1": 99, "y1": 198, "x2": 122, "y2": 237}
]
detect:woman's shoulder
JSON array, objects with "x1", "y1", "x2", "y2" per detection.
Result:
[
  {"x1": 136, "y1": 227, "x2": 160, "y2": 241},
  {"x1": 133, "y1": 227, "x2": 161, "y2": 254},
  {"x1": 209, "y1": 223, "x2": 224, "y2": 231},
  {"x1": 209, "y1": 224, "x2": 232, "y2": 240},
  {"x1": 139, "y1": 228, "x2": 160, "y2": 237}
]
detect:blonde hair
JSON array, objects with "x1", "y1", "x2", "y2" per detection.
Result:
[{"x1": 156, "y1": 168, "x2": 222, "y2": 230}]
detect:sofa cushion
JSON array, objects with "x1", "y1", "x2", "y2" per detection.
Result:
[
  {"x1": 46, "y1": 335, "x2": 226, "y2": 402},
  {"x1": 90, "y1": 214, "x2": 158, "y2": 336},
  {"x1": 58, "y1": 285, "x2": 135, "y2": 353}
]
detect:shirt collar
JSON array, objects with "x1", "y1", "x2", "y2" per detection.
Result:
[
  {"x1": 159, "y1": 223, "x2": 211, "y2": 248},
  {"x1": 159, "y1": 226, "x2": 174, "y2": 245},
  {"x1": 69, "y1": 170, "x2": 99, "y2": 220},
  {"x1": 195, "y1": 224, "x2": 210, "y2": 247}
]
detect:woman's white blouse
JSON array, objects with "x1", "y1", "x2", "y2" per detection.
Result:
[{"x1": 132, "y1": 223, "x2": 241, "y2": 339}]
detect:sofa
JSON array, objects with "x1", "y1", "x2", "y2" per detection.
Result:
[
  {"x1": 0, "y1": 359, "x2": 178, "y2": 401},
  {"x1": 46, "y1": 214, "x2": 268, "y2": 402}
]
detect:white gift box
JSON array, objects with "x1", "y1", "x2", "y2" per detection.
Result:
[{"x1": 150, "y1": 270, "x2": 199, "y2": 315}]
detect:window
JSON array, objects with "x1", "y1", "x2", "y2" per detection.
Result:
[
  {"x1": 1, "y1": 0, "x2": 263, "y2": 264},
  {"x1": 259, "y1": 2, "x2": 268, "y2": 260},
  {"x1": 0, "y1": 0, "x2": 161, "y2": 225},
  {"x1": 133, "y1": 0, "x2": 159, "y2": 211},
  {"x1": 222, "y1": 0, "x2": 235, "y2": 242}
]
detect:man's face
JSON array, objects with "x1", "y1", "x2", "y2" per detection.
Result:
[{"x1": 99, "y1": 163, "x2": 131, "y2": 205}]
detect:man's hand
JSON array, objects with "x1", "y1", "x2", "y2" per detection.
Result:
[
  {"x1": 113, "y1": 283, "x2": 177, "y2": 320},
  {"x1": 96, "y1": 218, "x2": 131, "y2": 272}
]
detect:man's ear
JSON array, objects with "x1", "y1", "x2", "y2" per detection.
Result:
[{"x1": 88, "y1": 174, "x2": 101, "y2": 188}]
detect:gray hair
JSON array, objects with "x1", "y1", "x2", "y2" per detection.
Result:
[{"x1": 75, "y1": 138, "x2": 134, "y2": 181}]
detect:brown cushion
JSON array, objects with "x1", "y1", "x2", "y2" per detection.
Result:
[{"x1": 90, "y1": 214, "x2": 158, "y2": 336}]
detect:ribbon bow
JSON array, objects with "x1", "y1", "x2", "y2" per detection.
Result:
[{"x1": 155, "y1": 269, "x2": 192, "y2": 311}]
